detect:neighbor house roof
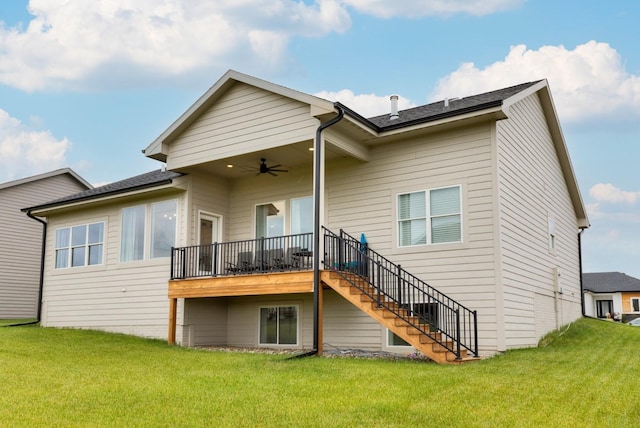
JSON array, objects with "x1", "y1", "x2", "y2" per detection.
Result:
[
  {"x1": 0, "y1": 167, "x2": 92, "y2": 191},
  {"x1": 23, "y1": 169, "x2": 183, "y2": 213},
  {"x1": 583, "y1": 272, "x2": 640, "y2": 293}
]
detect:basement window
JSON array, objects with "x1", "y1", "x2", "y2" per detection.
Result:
[{"x1": 259, "y1": 305, "x2": 298, "y2": 345}]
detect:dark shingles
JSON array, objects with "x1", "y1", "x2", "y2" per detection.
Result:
[
  {"x1": 583, "y1": 272, "x2": 640, "y2": 293},
  {"x1": 23, "y1": 169, "x2": 183, "y2": 212},
  {"x1": 365, "y1": 81, "x2": 542, "y2": 130}
]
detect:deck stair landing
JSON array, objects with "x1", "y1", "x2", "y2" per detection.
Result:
[{"x1": 321, "y1": 272, "x2": 478, "y2": 364}]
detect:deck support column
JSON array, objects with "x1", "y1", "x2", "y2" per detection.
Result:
[{"x1": 168, "y1": 298, "x2": 177, "y2": 345}]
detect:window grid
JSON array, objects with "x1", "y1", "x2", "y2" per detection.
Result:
[
  {"x1": 398, "y1": 185, "x2": 462, "y2": 247},
  {"x1": 55, "y1": 222, "x2": 104, "y2": 269}
]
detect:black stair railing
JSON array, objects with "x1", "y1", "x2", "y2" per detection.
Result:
[{"x1": 323, "y1": 227, "x2": 478, "y2": 359}]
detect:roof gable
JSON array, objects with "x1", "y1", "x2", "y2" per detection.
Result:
[
  {"x1": 144, "y1": 70, "x2": 336, "y2": 162},
  {"x1": 0, "y1": 168, "x2": 91, "y2": 191}
]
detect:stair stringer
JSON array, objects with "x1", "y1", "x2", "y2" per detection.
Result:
[{"x1": 320, "y1": 271, "x2": 478, "y2": 365}]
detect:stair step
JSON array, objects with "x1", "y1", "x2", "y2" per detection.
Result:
[{"x1": 419, "y1": 332, "x2": 441, "y2": 343}]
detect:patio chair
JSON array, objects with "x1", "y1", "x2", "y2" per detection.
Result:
[{"x1": 226, "y1": 251, "x2": 253, "y2": 274}]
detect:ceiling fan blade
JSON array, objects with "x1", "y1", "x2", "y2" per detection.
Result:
[
  {"x1": 268, "y1": 164, "x2": 282, "y2": 169},
  {"x1": 268, "y1": 171, "x2": 277, "y2": 176},
  {"x1": 269, "y1": 169, "x2": 287, "y2": 172}
]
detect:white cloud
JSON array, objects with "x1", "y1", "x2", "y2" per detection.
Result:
[
  {"x1": 0, "y1": 0, "x2": 351, "y2": 92},
  {"x1": 342, "y1": 0, "x2": 523, "y2": 18},
  {"x1": 590, "y1": 183, "x2": 640, "y2": 205},
  {"x1": 0, "y1": 109, "x2": 70, "y2": 182},
  {"x1": 430, "y1": 41, "x2": 640, "y2": 122},
  {"x1": 314, "y1": 89, "x2": 416, "y2": 117}
]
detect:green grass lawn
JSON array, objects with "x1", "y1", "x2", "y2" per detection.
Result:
[{"x1": 1, "y1": 318, "x2": 639, "y2": 427}]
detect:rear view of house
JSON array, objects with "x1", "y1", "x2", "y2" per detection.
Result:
[
  {"x1": 25, "y1": 71, "x2": 588, "y2": 362},
  {"x1": 0, "y1": 169, "x2": 91, "y2": 319}
]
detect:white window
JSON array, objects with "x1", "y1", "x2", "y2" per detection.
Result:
[
  {"x1": 259, "y1": 305, "x2": 298, "y2": 345},
  {"x1": 121, "y1": 205, "x2": 145, "y2": 261},
  {"x1": 291, "y1": 196, "x2": 313, "y2": 235},
  {"x1": 120, "y1": 200, "x2": 177, "y2": 262},
  {"x1": 55, "y1": 222, "x2": 104, "y2": 269},
  {"x1": 632, "y1": 298, "x2": 640, "y2": 312},
  {"x1": 398, "y1": 186, "x2": 461, "y2": 247},
  {"x1": 151, "y1": 200, "x2": 177, "y2": 258},
  {"x1": 255, "y1": 201, "x2": 285, "y2": 238}
]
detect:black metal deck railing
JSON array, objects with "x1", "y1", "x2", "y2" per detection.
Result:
[
  {"x1": 170, "y1": 233, "x2": 313, "y2": 279},
  {"x1": 323, "y1": 227, "x2": 478, "y2": 359}
]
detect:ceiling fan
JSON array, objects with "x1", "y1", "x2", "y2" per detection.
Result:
[{"x1": 257, "y1": 158, "x2": 288, "y2": 176}]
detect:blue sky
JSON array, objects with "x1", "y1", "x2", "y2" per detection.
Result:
[{"x1": 1, "y1": 0, "x2": 638, "y2": 277}]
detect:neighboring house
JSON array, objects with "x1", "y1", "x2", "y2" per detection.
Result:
[
  {"x1": 583, "y1": 272, "x2": 640, "y2": 322},
  {"x1": 24, "y1": 70, "x2": 588, "y2": 363},
  {"x1": 0, "y1": 168, "x2": 91, "y2": 319}
]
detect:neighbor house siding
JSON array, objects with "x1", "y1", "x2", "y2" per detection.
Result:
[
  {"x1": 0, "y1": 174, "x2": 88, "y2": 318},
  {"x1": 167, "y1": 83, "x2": 318, "y2": 170},
  {"x1": 41, "y1": 190, "x2": 187, "y2": 339},
  {"x1": 496, "y1": 93, "x2": 582, "y2": 348},
  {"x1": 622, "y1": 292, "x2": 640, "y2": 314},
  {"x1": 325, "y1": 124, "x2": 500, "y2": 354}
]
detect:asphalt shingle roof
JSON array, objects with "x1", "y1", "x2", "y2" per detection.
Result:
[
  {"x1": 23, "y1": 169, "x2": 183, "y2": 212},
  {"x1": 365, "y1": 80, "x2": 542, "y2": 130},
  {"x1": 583, "y1": 272, "x2": 640, "y2": 293},
  {"x1": 23, "y1": 80, "x2": 542, "y2": 212}
]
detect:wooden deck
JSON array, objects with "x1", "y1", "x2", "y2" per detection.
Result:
[{"x1": 168, "y1": 271, "x2": 315, "y2": 299}]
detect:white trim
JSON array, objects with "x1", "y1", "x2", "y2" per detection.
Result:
[
  {"x1": 54, "y1": 221, "x2": 106, "y2": 269},
  {"x1": 396, "y1": 184, "x2": 463, "y2": 248}
]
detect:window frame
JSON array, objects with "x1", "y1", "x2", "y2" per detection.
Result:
[
  {"x1": 397, "y1": 185, "x2": 463, "y2": 247},
  {"x1": 119, "y1": 199, "x2": 178, "y2": 263},
  {"x1": 258, "y1": 304, "x2": 299, "y2": 346},
  {"x1": 54, "y1": 221, "x2": 105, "y2": 269},
  {"x1": 631, "y1": 297, "x2": 640, "y2": 313}
]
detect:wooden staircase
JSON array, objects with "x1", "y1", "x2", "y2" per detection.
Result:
[{"x1": 320, "y1": 271, "x2": 479, "y2": 364}]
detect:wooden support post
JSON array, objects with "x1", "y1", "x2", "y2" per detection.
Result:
[
  {"x1": 318, "y1": 285, "x2": 324, "y2": 355},
  {"x1": 168, "y1": 298, "x2": 177, "y2": 345}
]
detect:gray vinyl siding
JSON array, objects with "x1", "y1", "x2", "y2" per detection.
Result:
[
  {"x1": 167, "y1": 83, "x2": 318, "y2": 171},
  {"x1": 325, "y1": 124, "x2": 500, "y2": 354},
  {"x1": 496, "y1": 93, "x2": 582, "y2": 348},
  {"x1": 226, "y1": 166, "x2": 314, "y2": 241},
  {"x1": 187, "y1": 174, "x2": 230, "y2": 243},
  {"x1": 226, "y1": 294, "x2": 313, "y2": 349},
  {"x1": 40, "y1": 190, "x2": 187, "y2": 338},
  {"x1": 0, "y1": 174, "x2": 87, "y2": 318},
  {"x1": 183, "y1": 291, "x2": 388, "y2": 351},
  {"x1": 181, "y1": 298, "x2": 228, "y2": 346},
  {"x1": 322, "y1": 290, "x2": 384, "y2": 351}
]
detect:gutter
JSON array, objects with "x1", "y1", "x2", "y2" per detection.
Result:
[
  {"x1": 5, "y1": 211, "x2": 47, "y2": 327},
  {"x1": 309, "y1": 105, "x2": 344, "y2": 356}
]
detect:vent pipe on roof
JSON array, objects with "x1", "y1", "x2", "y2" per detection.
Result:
[{"x1": 390, "y1": 95, "x2": 399, "y2": 120}]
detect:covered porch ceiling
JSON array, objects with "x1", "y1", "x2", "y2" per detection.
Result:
[{"x1": 171, "y1": 139, "x2": 363, "y2": 179}]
